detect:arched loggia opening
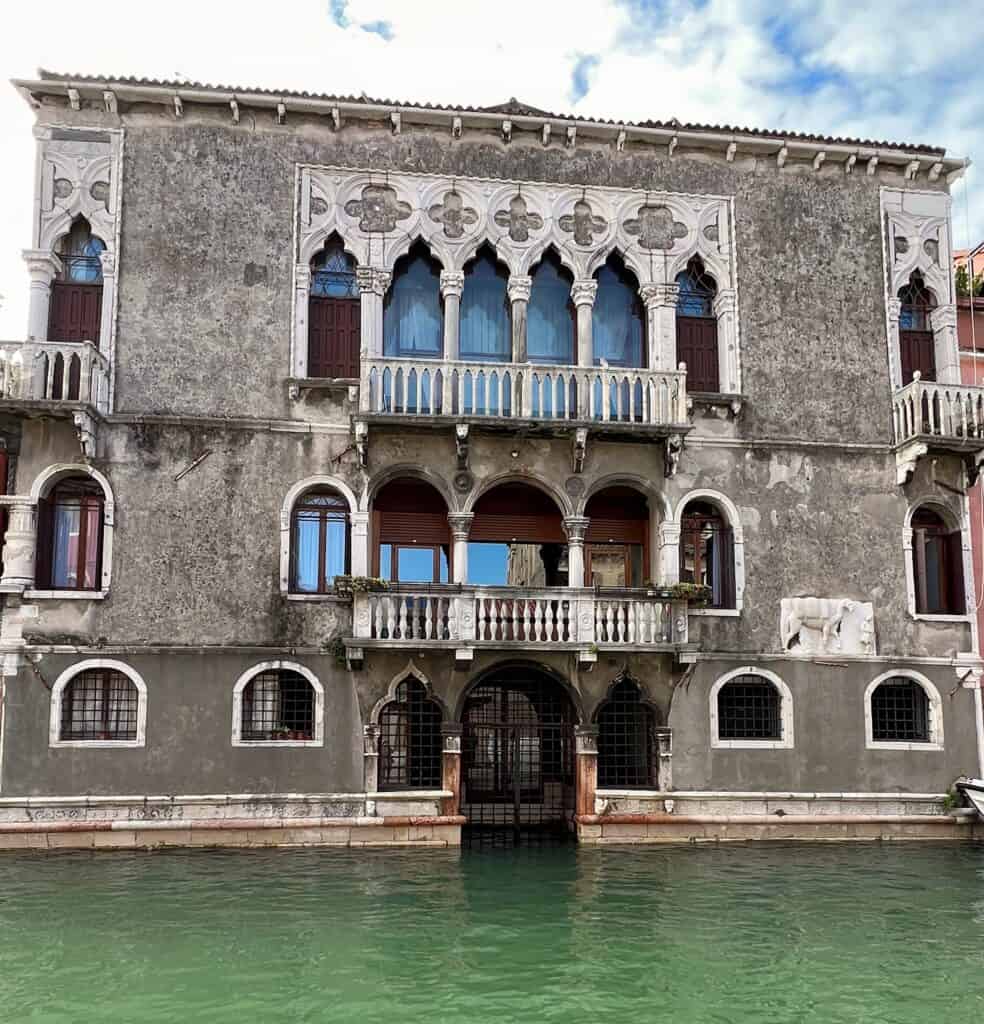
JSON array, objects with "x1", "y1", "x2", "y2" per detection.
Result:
[
  {"x1": 460, "y1": 663, "x2": 577, "y2": 846},
  {"x1": 372, "y1": 477, "x2": 450, "y2": 583},
  {"x1": 585, "y1": 486, "x2": 650, "y2": 588}
]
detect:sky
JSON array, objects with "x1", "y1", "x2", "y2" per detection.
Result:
[{"x1": 1, "y1": 0, "x2": 983, "y2": 336}]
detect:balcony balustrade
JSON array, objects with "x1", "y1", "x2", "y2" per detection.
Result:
[
  {"x1": 351, "y1": 585, "x2": 688, "y2": 651},
  {"x1": 0, "y1": 340, "x2": 110, "y2": 414},
  {"x1": 359, "y1": 356, "x2": 688, "y2": 430}
]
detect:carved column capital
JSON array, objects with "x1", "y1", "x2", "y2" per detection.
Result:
[
  {"x1": 357, "y1": 267, "x2": 391, "y2": 297},
  {"x1": 886, "y1": 297, "x2": 902, "y2": 320},
  {"x1": 640, "y1": 282, "x2": 678, "y2": 309},
  {"x1": 447, "y1": 512, "x2": 474, "y2": 541},
  {"x1": 22, "y1": 249, "x2": 62, "y2": 284},
  {"x1": 0, "y1": 500, "x2": 37, "y2": 590},
  {"x1": 930, "y1": 303, "x2": 958, "y2": 332},
  {"x1": 295, "y1": 264, "x2": 312, "y2": 289},
  {"x1": 712, "y1": 288, "x2": 736, "y2": 316},
  {"x1": 98, "y1": 249, "x2": 117, "y2": 279},
  {"x1": 563, "y1": 515, "x2": 590, "y2": 544},
  {"x1": 571, "y1": 279, "x2": 598, "y2": 308},
  {"x1": 363, "y1": 723, "x2": 380, "y2": 755},
  {"x1": 574, "y1": 725, "x2": 599, "y2": 755},
  {"x1": 440, "y1": 270, "x2": 465, "y2": 298},
  {"x1": 441, "y1": 722, "x2": 463, "y2": 752},
  {"x1": 507, "y1": 274, "x2": 532, "y2": 303}
]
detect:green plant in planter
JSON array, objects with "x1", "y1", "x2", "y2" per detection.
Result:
[
  {"x1": 326, "y1": 635, "x2": 347, "y2": 667},
  {"x1": 332, "y1": 575, "x2": 389, "y2": 595},
  {"x1": 663, "y1": 582, "x2": 713, "y2": 605}
]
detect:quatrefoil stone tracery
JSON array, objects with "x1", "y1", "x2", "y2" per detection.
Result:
[
  {"x1": 558, "y1": 199, "x2": 607, "y2": 246},
  {"x1": 624, "y1": 205, "x2": 687, "y2": 250},
  {"x1": 493, "y1": 195, "x2": 543, "y2": 242},
  {"x1": 428, "y1": 190, "x2": 479, "y2": 239},
  {"x1": 343, "y1": 184, "x2": 412, "y2": 233}
]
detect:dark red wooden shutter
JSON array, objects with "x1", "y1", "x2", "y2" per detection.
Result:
[
  {"x1": 944, "y1": 531, "x2": 965, "y2": 615},
  {"x1": 35, "y1": 497, "x2": 53, "y2": 588},
  {"x1": 308, "y1": 297, "x2": 360, "y2": 378},
  {"x1": 0, "y1": 450, "x2": 7, "y2": 577},
  {"x1": 900, "y1": 330, "x2": 936, "y2": 384},
  {"x1": 49, "y1": 283, "x2": 102, "y2": 345},
  {"x1": 717, "y1": 527, "x2": 736, "y2": 608},
  {"x1": 676, "y1": 316, "x2": 719, "y2": 392}
]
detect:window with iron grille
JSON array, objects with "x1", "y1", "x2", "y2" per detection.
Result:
[
  {"x1": 49, "y1": 217, "x2": 105, "y2": 345},
  {"x1": 378, "y1": 678, "x2": 443, "y2": 789},
  {"x1": 675, "y1": 255, "x2": 719, "y2": 392},
  {"x1": 290, "y1": 488, "x2": 350, "y2": 593},
  {"x1": 596, "y1": 679, "x2": 657, "y2": 788},
  {"x1": 36, "y1": 476, "x2": 104, "y2": 591},
  {"x1": 240, "y1": 669, "x2": 316, "y2": 741},
  {"x1": 59, "y1": 668, "x2": 137, "y2": 741},
  {"x1": 717, "y1": 676, "x2": 781, "y2": 740},
  {"x1": 308, "y1": 240, "x2": 360, "y2": 378},
  {"x1": 680, "y1": 501, "x2": 735, "y2": 608},
  {"x1": 871, "y1": 678, "x2": 930, "y2": 742}
]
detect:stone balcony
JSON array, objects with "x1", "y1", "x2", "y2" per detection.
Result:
[
  {"x1": 892, "y1": 373, "x2": 984, "y2": 483},
  {"x1": 355, "y1": 356, "x2": 690, "y2": 464},
  {"x1": 346, "y1": 585, "x2": 691, "y2": 665}
]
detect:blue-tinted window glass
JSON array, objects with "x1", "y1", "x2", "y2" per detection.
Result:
[
  {"x1": 311, "y1": 243, "x2": 358, "y2": 298},
  {"x1": 676, "y1": 262, "x2": 715, "y2": 317},
  {"x1": 460, "y1": 252, "x2": 510, "y2": 361},
  {"x1": 467, "y1": 542, "x2": 509, "y2": 585},
  {"x1": 384, "y1": 250, "x2": 443, "y2": 357},
  {"x1": 59, "y1": 220, "x2": 105, "y2": 284},
  {"x1": 528, "y1": 255, "x2": 574, "y2": 364},
  {"x1": 593, "y1": 263, "x2": 643, "y2": 367}
]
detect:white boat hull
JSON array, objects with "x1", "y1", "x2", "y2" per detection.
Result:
[{"x1": 956, "y1": 779, "x2": 984, "y2": 817}]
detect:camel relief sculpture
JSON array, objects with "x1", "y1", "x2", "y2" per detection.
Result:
[{"x1": 780, "y1": 597, "x2": 876, "y2": 655}]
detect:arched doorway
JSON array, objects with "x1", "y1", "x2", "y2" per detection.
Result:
[{"x1": 460, "y1": 665, "x2": 577, "y2": 846}]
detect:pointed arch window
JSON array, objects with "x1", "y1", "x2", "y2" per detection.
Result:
[
  {"x1": 898, "y1": 272, "x2": 936, "y2": 384},
  {"x1": 308, "y1": 239, "x2": 360, "y2": 378},
  {"x1": 528, "y1": 250, "x2": 575, "y2": 365},
  {"x1": 675, "y1": 256, "x2": 718, "y2": 392},
  {"x1": 49, "y1": 217, "x2": 104, "y2": 345},
  {"x1": 378, "y1": 678, "x2": 443, "y2": 789},
  {"x1": 460, "y1": 247, "x2": 510, "y2": 362},
  {"x1": 593, "y1": 255, "x2": 645, "y2": 368},
  {"x1": 290, "y1": 488, "x2": 350, "y2": 594},
  {"x1": 911, "y1": 506, "x2": 964, "y2": 615},
  {"x1": 596, "y1": 679, "x2": 658, "y2": 788},
  {"x1": 383, "y1": 243, "x2": 443, "y2": 358},
  {"x1": 680, "y1": 500, "x2": 735, "y2": 609}
]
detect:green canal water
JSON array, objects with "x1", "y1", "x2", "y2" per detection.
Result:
[{"x1": 1, "y1": 843, "x2": 983, "y2": 1023}]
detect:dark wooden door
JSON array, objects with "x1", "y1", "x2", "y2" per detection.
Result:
[
  {"x1": 676, "y1": 316, "x2": 719, "y2": 392},
  {"x1": 48, "y1": 282, "x2": 102, "y2": 345},
  {"x1": 900, "y1": 330, "x2": 936, "y2": 384},
  {"x1": 308, "y1": 297, "x2": 360, "y2": 378}
]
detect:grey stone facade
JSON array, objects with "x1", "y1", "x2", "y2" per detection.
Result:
[{"x1": 0, "y1": 74, "x2": 981, "y2": 847}]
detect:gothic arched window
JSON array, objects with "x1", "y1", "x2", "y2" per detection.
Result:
[
  {"x1": 593, "y1": 254, "x2": 645, "y2": 368},
  {"x1": 49, "y1": 217, "x2": 104, "y2": 345},
  {"x1": 308, "y1": 239, "x2": 360, "y2": 378},
  {"x1": 378, "y1": 678, "x2": 443, "y2": 789},
  {"x1": 675, "y1": 256, "x2": 718, "y2": 392},
  {"x1": 528, "y1": 250, "x2": 575, "y2": 365},
  {"x1": 596, "y1": 679, "x2": 657, "y2": 788},
  {"x1": 460, "y1": 246, "x2": 510, "y2": 362},
  {"x1": 898, "y1": 272, "x2": 937, "y2": 384},
  {"x1": 383, "y1": 242, "x2": 443, "y2": 358}
]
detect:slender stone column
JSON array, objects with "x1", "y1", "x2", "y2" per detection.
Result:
[
  {"x1": 22, "y1": 250, "x2": 61, "y2": 342},
  {"x1": 448, "y1": 513, "x2": 474, "y2": 584},
  {"x1": 657, "y1": 520, "x2": 681, "y2": 586},
  {"x1": 712, "y1": 287, "x2": 737, "y2": 393},
  {"x1": 575, "y1": 725, "x2": 599, "y2": 820},
  {"x1": 0, "y1": 500, "x2": 36, "y2": 591},
  {"x1": 440, "y1": 271, "x2": 464, "y2": 360},
  {"x1": 640, "y1": 283, "x2": 678, "y2": 371},
  {"x1": 507, "y1": 275, "x2": 532, "y2": 363},
  {"x1": 363, "y1": 724, "x2": 380, "y2": 808},
  {"x1": 931, "y1": 303, "x2": 960, "y2": 385},
  {"x1": 563, "y1": 516, "x2": 590, "y2": 588},
  {"x1": 571, "y1": 279, "x2": 598, "y2": 367},
  {"x1": 655, "y1": 727, "x2": 673, "y2": 791},
  {"x1": 441, "y1": 723, "x2": 463, "y2": 817},
  {"x1": 96, "y1": 249, "x2": 116, "y2": 350},
  {"x1": 350, "y1": 511, "x2": 370, "y2": 577},
  {"x1": 293, "y1": 263, "x2": 312, "y2": 377},
  {"x1": 886, "y1": 298, "x2": 903, "y2": 388},
  {"x1": 357, "y1": 267, "x2": 391, "y2": 359}
]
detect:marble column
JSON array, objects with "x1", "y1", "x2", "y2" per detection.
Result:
[
  {"x1": 507, "y1": 275, "x2": 532, "y2": 364},
  {"x1": 350, "y1": 511, "x2": 370, "y2": 577},
  {"x1": 0, "y1": 500, "x2": 37, "y2": 589},
  {"x1": 931, "y1": 303, "x2": 960, "y2": 385},
  {"x1": 293, "y1": 264, "x2": 312, "y2": 377},
  {"x1": 22, "y1": 250, "x2": 62, "y2": 343},
  {"x1": 640, "y1": 283, "x2": 679, "y2": 372},
  {"x1": 441, "y1": 723, "x2": 463, "y2": 817},
  {"x1": 574, "y1": 725, "x2": 599, "y2": 820},
  {"x1": 440, "y1": 271, "x2": 464, "y2": 360},
  {"x1": 357, "y1": 267, "x2": 391, "y2": 360},
  {"x1": 448, "y1": 513, "x2": 474, "y2": 584},
  {"x1": 571, "y1": 279, "x2": 598, "y2": 367},
  {"x1": 712, "y1": 288, "x2": 737, "y2": 393},
  {"x1": 563, "y1": 515, "x2": 590, "y2": 588}
]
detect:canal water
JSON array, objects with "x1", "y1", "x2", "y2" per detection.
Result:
[{"x1": 1, "y1": 843, "x2": 982, "y2": 1022}]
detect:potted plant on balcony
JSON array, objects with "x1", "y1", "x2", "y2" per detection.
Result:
[
  {"x1": 332, "y1": 575, "x2": 389, "y2": 596},
  {"x1": 645, "y1": 582, "x2": 712, "y2": 606}
]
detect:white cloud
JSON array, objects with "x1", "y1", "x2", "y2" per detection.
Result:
[{"x1": 1, "y1": 0, "x2": 981, "y2": 337}]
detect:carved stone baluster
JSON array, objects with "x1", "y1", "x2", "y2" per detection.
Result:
[
  {"x1": 424, "y1": 596, "x2": 433, "y2": 639},
  {"x1": 398, "y1": 596, "x2": 409, "y2": 639}
]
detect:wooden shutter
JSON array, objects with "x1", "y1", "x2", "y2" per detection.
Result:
[
  {"x1": 717, "y1": 527, "x2": 736, "y2": 608},
  {"x1": 944, "y1": 530, "x2": 965, "y2": 615},
  {"x1": 676, "y1": 316, "x2": 719, "y2": 392},
  {"x1": 308, "y1": 297, "x2": 360, "y2": 378},
  {"x1": 900, "y1": 330, "x2": 936, "y2": 384},
  {"x1": 35, "y1": 497, "x2": 53, "y2": 588},
  {"x1": 49, "y1": 282, "x2": 102, "y2": 345}
]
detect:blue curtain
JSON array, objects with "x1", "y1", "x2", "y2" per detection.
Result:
[
  {"x1": 593, "y1": 264, "x2": 643, "y2": 366},
  {"x1": 528, "y1": 257, "x2": 574, "y2": 364},
  {"x1": 384, "y1": 251, "x2": 443, "y2": 357},
  {"x1": 460, "y1": 252, "x2": 510, "y2": 361},
  {"x1": 52, "y1": 505, "x2": 79, "y2": 588},
  {"x1": 293, "y1": 516, "x2": 321, "y2": 593}
]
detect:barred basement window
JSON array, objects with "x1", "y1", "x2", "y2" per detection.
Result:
[
  {"x1": 378, "y1": 678, "x2": 443, "y2": 789},
  {"x1": 717, "y1": 676, "x2": 781, "y2": 740},
  {"x1": 596, "y1": 678, "x2": 657, "y2": 788},
  {"x1": 59, "y1": 668, "x2": 138, "y2": 741},
  {"x1": 241, "y1": 669, "x2": 316, "y2": 742},
  {"x1": 871, "y1": 677, "x2": 930, "y2": 743}
]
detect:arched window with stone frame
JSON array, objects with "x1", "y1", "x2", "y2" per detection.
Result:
[
  {"x1": 308, "y1": 237, "x2": 360, "y2": 379},
  {"x1": 898, "y1": 271, "x2": 937, "y2": 384},
  {"x1": 593, "y1": 252, "x2": 645, "y2": 369},
  {"x1": 528, "y1": 249, "x2": 575, "y2": 365},
  {"x1": 910, "y1": 505, "x2": 965, "y2": 616},
  {"x1": 36, "y1": 475, "x2": 105, "y2": 592},
  {"x1": 49, "y1": 216, "x2": 105, "y2": 346},
  {"x1": 679, "y1": 500, "x2": 735, "y2": 609},
  {"x1": 290, "y1": 487, "x2": 350, "y2": 594},
  {"x1": 383, "y1": 241, "x2": 444, "y2": 359},
  {"x1": 595, "y1": 678, "x2": 658, "y2": 788},
  {"x1": 378, "y1": 677, "x2": 444, "y2": 789},
  {"x1": 675, "y1": 256, "x2": 719, "y2": 393},
  {"x1": 460, "y1": 244, "x2": 511, "y2": 363}
]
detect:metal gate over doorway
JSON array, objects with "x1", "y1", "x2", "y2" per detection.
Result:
[{"x1": 461, "y1": 669, "x2": 576, "y2": 848}]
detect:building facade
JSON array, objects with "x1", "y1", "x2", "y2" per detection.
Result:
[{"x1": 1, "y1": 71, "x2": 982, "y2": 849}]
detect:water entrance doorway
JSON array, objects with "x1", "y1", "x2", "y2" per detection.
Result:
[{"x1": 460, "y1": 668, "x2": 577, "y2": 848}]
